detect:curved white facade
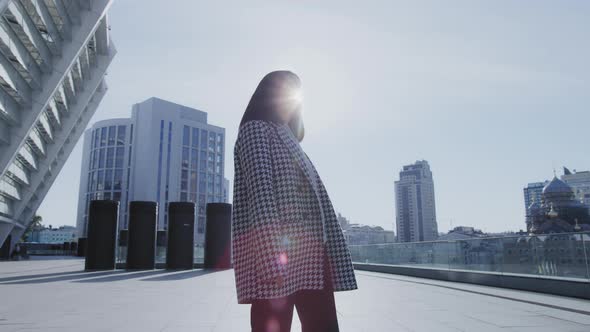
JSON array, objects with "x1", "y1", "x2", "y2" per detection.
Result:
[
  {"x1": 76, "y1": 97, "x2": 227, "y2": 245},
  {"x1": 0, "y1": 0, "x2": 116, "y2": 252}
]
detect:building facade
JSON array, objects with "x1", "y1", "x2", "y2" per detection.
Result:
[
  {"x1": 527, "y1": 176, "x2": 590, "y2": 234},
  {"x1": 394, "y1": 160, "x2": 438, "y2": 242},
  {"x1": 27, "y1": 225, "x2": 76, "y2": 244},
  {"x1": 76, "y1": 97, "x2": 227, "y2": 245},
  {"x1": 0, "y1": 0, "x2": 116, "y2": 253},
  {"x1": 343, "y1": 224, "x2": 395, "y2": 245},
  {"x1": 524, "y1": 181, "x2": 548, "y2": 212},
  {"x1": 561, "y1": 168, "x2": 590, "y2": 210}
]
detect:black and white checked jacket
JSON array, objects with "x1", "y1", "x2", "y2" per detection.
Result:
[{"x1": 232, "y1": 120, "x2": 358, "y2": 304}]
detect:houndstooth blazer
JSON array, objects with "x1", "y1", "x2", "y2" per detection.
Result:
[{"x1": 232, "y1": 120, "x2": 358, "y2": 304}]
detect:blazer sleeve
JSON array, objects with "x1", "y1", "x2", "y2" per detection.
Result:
[{"x1": 237, "y1": 121, "x2": 287, "y2": 280}]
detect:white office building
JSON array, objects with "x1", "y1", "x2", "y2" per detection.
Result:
[
  {"x1": 37, "y1": 225, "x2": 76, "y2": 244},
  {"x1": 0, "y1": 0, "x2": 116, "y2": 253},
  {"x1": 76, "y1": 97, "x2": 227, "y2": 245},
  {"x1": 394, "y1": 160, "x2": 438, "y2": 242}
]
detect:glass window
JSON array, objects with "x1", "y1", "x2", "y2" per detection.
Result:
[
  {"x1": 190, "y1": 171, "x2": 197, "y2": 193},
  {"x1": 106, "y1": 147, "x2": 114, "y2": 168},
  {"x1": 108, "y1": 126, "x2": 116, "y2": 145},
  {"x1": 98, "y1": 149, "x2": 105, "y2": 168},
  {"x1": 104, "y1": 191, "x2": 111, "y2": 200},
  {"x1": 92, "y1": 150, "x2": 98, "y2": 169},
  {"x1": 192, "y1": 128, "x2": 199, "y2": 147},
  {"x1": 104, "y1": 169, "x2": 112, "y2": 190},
  {"x1": 89, "y1": 171, "x2": 97, "y2": 191},
  {"x1": 209, "y1": 132, "x2": 216, "y2": 152},
  {"x1": 199, "y1": 158, "x2": 206, "y2": 171},
  {"x1": 117, "y1": 126, "x2": 126, "y2": 145},
  {"x1": 199, "y1": 172, "x2": 206, "y2": 185},
  {"x1": 180, "y1": 192, "x2": 187, "y2": 201},
  {"x1": 183, "y1": 126, "x2": 190, "y2": 146},
  {"x1": 207, "y1": 195, "x2": 214, "y2": 203},
  {"x1": 190, "y1": 193, "x2": 197, "y2": 202},
  {"x1": 97, "y1": 170, "x2": 104, "y2": 191},
  {"x1": 191, "y1": 148, "x2": 198, "y2": 169},
  {"x1": 198, "y1": 217, "x2": 205, "y2": 233},
  {"x1": 100, "y1": 127, "x2": 107, "y2": 146},
  {"x1": 181, "y1": 169, "x2": 188, "y2": 191},
  {"x1": 115, "y1": 147, "x2": 124, "y2": 168},
  {"x1": 200, "y1": 130, "x2": 208, "y2": 149},
  {"x1": 208, "y1": 176, "x2": 214, "y2": 194},
  {"x1": 114, "y1": 169, "x2": 123, "y2": 190},
  {"x1": 113, "y1": 191, "x2": 121, "y2": 202},
  {"x1": 182, "y1": 147, "x2": 189, "y2": 168},
  {"x1": 93, "y1": 129, "x2": 100, "y2": 149},
  {"x1": 199, "y1": 182, "x2": 206, "y2": 193}
]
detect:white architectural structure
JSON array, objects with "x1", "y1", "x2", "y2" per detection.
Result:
[
  {"x1": 37, "y1": 225, "x2": 76, "y2": 243},
  {"x1": 394, "y1": 160, "x2": 438, "y2": 242},
  {"x1": 76, "y1": 97, "x2": 227, "y2": 245},
  {"x1": 0, "y1": 0, "x2": 116, "y2": 253}
]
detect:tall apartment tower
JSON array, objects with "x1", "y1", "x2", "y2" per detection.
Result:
[
  {"x1": 0, "y1": 0, "x2": 116, "y2": 252},
  {"x1": 76, "y1": 97, "x2": 227, "y2": 245},
  {"x1": 394, "y1": 160, "x2": 438, "y2": 242},
  {"x1": 523, "y1": 182, "x2": 548, "y2": 210}
]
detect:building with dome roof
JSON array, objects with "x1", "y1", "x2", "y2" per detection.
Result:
[{"x1": 526, "y1": 176, "x2": 590, "y2": 234}]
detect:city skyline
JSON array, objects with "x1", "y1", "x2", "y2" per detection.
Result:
[{"x1": 36, "y1": 0, "x2": 590, "y2": 233}]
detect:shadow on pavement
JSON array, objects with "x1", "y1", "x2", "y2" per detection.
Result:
[
  {"x1": 141, "y1": 269, "x2": 224, "y2": 281},
  {"x1": 0, "y1": 270, "x2": 122, "y2": 284}
]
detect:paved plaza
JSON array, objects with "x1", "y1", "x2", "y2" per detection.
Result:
[{"x1": 1, "y1": 257, "x2": 590, "y2": 331}]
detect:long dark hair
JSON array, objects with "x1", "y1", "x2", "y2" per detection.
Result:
[{"x1": 240, "y1": 70, "x2": 304, "y2": 141}]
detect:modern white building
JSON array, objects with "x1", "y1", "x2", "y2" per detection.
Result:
[
  {"x1": 36, "y1": 225, "x2": 76, "y2": 243},
  {"x1": 0, "y1": 0, "x2": 116, "y2": 253},
  {"x1": 394, "y1": 160, "x2": 438, "y2": 242},
  {"x1": 76, "y1": 97, "x2": 227, "y2": 245}
]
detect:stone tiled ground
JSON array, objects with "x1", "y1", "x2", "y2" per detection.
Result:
[{"x1": 1, "y1": 257, "x2": 590, "y2": 331}]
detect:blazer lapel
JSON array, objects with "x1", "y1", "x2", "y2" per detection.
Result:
[{"x1": 274, "y1": 124, "x2": 316, "y2": 187}]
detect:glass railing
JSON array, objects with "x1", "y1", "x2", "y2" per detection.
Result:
[
  {"x1": 349, "y1": 232, "x2": 590, "y2": 281},
  {"x1": 116, "y1": 243, "x2": 205, "y2": 266}
]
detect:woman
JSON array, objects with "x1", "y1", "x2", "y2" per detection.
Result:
[{"x1": 232, "y1": 70, "x2": 358, "y2": 332}]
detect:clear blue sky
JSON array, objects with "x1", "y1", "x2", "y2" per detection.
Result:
[{"x1": 38, "y1": 0, "x2": 590, "y2": 233}]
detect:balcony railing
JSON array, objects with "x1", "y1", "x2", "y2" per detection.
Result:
[{"x1": 349, "y1": 232, "x2": 590, "y2": 281}]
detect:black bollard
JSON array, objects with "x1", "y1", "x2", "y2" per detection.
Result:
[
  {"x1": 127, "y1": 201, "x2": 157, "y2": 270},
  {"x1": 204, "y1": 203, "x2": 232, "y2": 269},
  {"x1": 167, "y1": 202, "x2": 195, "y2": 269},
  {"x1": 77, "y1": 238, "x2": 87, "y2": 257},
  {"x1": 0, "y1": 235, "x2": 11, "y2": 260},
  {"x1": 85, "y1": 200, "x2": 119, "y2": 270}
]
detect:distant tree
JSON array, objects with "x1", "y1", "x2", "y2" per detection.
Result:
[{"x1": 20, "y1": 215, "x2": 43, "y2": 242}]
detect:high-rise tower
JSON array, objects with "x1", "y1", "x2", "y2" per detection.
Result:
[{"x1": 394, "y1": 160, "x2": 438, "y2": 242}]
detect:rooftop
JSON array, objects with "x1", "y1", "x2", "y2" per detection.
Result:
[{"x1": 1, "y1": 257, "x2": 590, "y2": 331}]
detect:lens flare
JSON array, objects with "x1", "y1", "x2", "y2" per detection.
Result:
[{"x1": 290, "y1": 89, "x2": 303, "y2": 104}]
